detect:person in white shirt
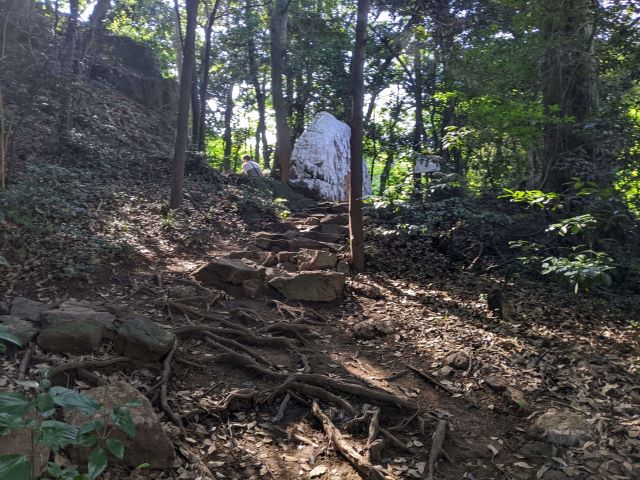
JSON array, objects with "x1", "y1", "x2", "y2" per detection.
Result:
[{"x1": 241, "y1": 155, "x2": 262, "y2": 177}]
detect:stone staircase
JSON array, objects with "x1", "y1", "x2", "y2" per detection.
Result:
[{"x1": 193, "y1": 204, "x2": 351, "y2": 302}]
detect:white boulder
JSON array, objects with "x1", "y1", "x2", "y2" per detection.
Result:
[{"x1": 290, "y1": 112, "x2": 372, "y2": 202}]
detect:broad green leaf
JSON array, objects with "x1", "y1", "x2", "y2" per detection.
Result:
[
  {"x1": 87, "y1": 448, "x2": 108, "y2": 480},
  {"x1": 0, "y1": 392, "x2": 32, "y2": 416},
  {"x1": 36, "y1": 420, "x2": 78, "y2": 451},
  {"x1": 118, "y1": 399, "x2": 142, "y2": 410},
  {"x1": 49, "y1": 387, "x2": 100, "y2": 415},
  {"x1": 0, "y1": 454, "x2": 30, "y2": 480},
  {"x1": 111, "y1": 407, "x2": 135, "y2": 438},
  {"x1": 0, "y1": 255, "x2": 9, "y2": 267},
  {"x1": 0, "y1": 412, "x2": 24, "y2": 435},
  {"x1": 0, "y1": 329, "x2": 22, "y2": 348},
  {"x1": 106, "y1": 438, "x2": 124, "y2": 460},
  {"x1": 47, "y1": 462, "x2": 64, "y2": 477},
  {"x1": 36, "y1": 393, "x2": 55, "y2": 417}
]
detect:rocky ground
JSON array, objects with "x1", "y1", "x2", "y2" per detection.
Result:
[{"x1": 2, "y1": 195, "x2": 639, "y2": 480}]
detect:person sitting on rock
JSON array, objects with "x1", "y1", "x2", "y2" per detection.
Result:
[{"x1": 241, "y1": 155, "x2": 262, "y2": 177}]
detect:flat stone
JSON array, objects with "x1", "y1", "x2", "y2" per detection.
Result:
[
  {"x1": 38, "y1": 319, "x2": 104, "y2": 354},
  {"x1": 41, "y1": 307, "x2": 116, "y2": 337},
  {"x1": 65, "y1": 382, "x2": 175, "y2": 469},
  {"x1": 297, "y1": 249, "x2": 338, "y2": 271},
  {"x1": 276, "y1": 252, "x2": 298, "y2": 264},
  {"x1": 289, "y1": 237, "x2": 340, "y2": 253},
  {"x1": 353, "y1": 321, "x2": 376, "y2": 340},
  {"x1": 542, "y1": 471, "x2": 569, "y2": 480},
  {"x1": 58, "y1": 299, "x2": 107, "y2": 311},
  {"x1": 318, "y1": 223, "x2": 349, "y2": 236},
  {"x1": 336, "y1": 260, "x2": 350, "y2": 274},
  {"x1": 517, "y1": 442, "x2": 553, "y2": 459},
  {"x1": 193, "y1": 258, "x2": 265, "y2": 286},
  {"x1": 0, "y1": 315, "x2": 37, "y2": 345},
  {"x1": 9, "y1": 297, "x2": 52, "y2": 321},
  {"x1": 300, "y1": 230, "x2": 345, "y2": 244},
  {"x1": 115, "y1": 314, "x2": 175, "y2": 361},
  {"x1": 503, "y1": 386, "x2": 529, "y2": 413},
  {"x1": 264, "y1": 222, "x2": 298, "y2": 233},
  {"x1": 304, "y1": 217, "x2": 320, "y2": 226},
  {"x1": 277, "y1": 262, "x2": 298, "y2": 272},
  {"x1": 241, "y1": 279, "x2": 265, "y2": 298},
  {"x1": 445, "y1": 352, "x2": 469, "y2": 370},
  {"x1": 349, "y1": 282, "x2": 382, "y2": 299},
  {"x1": 320, "y1": 213, "x2": 349, "y2": 225},
  {"x1": 0, "y1": 425, "x2": 49, "y2": 475},
  {"x1": 254, "y1": 238, "x2": 291, "y2": 251},
  {"x1": 268, "y1": 271, "x2": 345, "y2": 302},
  {"x1": 265, "y1": 268, "x2": 292, "y2": 282},
  {"x1": 228, "y1": 250, "x2": 272, "y2": 264},
  {"x1": 531, "y1": 410, "x2": 591, "y2": 447}
]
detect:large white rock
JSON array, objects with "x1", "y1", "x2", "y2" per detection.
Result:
[{"x1": 290, "y1": 112, "x2": 372, "y2": 202}]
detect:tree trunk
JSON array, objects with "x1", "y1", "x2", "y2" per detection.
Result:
[
  {"x1": 270, "y1": 0, "x2": 292, "y2": 182},
  {"x1": 379, "y1": 99, "x2": 402, "y2": 196},
  {"x1": 169, "y1": 0, "x2": 198, "y2": 210},
  {"x1": 191, "y1": 70, "x2": 200, "y2": 146},
  {"x1": 412, "y1": 41, "x2": 426, "y2": 192},
  {"x1": 57, "y1": 0, "x2": 79, "y2": 146},
  {"x1": 349, "y1": 0, "x2": 369, "y2": 273},
  {"x1": 432, "y1": 0, "x2": 460, "y2": 174},
  {"x1": 172, "y1": 0, "x2": 184, "y2": 83},
  {"x1": 197, "y1": 0, "x2": 221, "y2": 152},
  {"x1": 222, "y1": 81, "x2": 235, "y2": 171},
  {"x1": 246, "y1": 0, "x2": 268, "y2": 167},
  {"x1": 85, "y1": 0, "x2": 110, "y2": 56},
  {"x1": 540, "y1": 0, "x2": 599, "y2": 192}
]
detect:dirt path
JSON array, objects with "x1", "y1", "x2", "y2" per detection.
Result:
[{"x1": 3, "y1": 200, "x2": 638, "y2": 480}]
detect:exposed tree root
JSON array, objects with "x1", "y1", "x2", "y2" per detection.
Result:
[
  {"x1": 173, "y1": 324, "x2": 296, "y2": 350},
  {"x1": 48, "y1": 356, "x2": 133, "y2": 379},
  {"x1": 405, "y1": 364, "x2": 456, "y2": 396},
  {"x1": 205, "y1": 332, "x2": 276, "y2": 368},
  {"x1": 77, "y1": 368, "x2": 107, "y2": 386},
  {"x1": 311, "y1": 400, "x2": 396, "y2": 480},
  {"x1": 18, "y1": 346, "x2": 32, "y2": 380},
  {"x1": 274, "y1": 392, "x2": 291, "y2": 423},
  {"x1": 256, "y1": 322, "x2": 312, "y2": 343},
  {"x1": 204, "y1": 337, "x2": 283, "y2": 378},
  {"x1": 427, "y1": 420, "x2": 448, "y2": 480},
  {"x1": 270, "y1": 374, "x2": 419, "y2": 411},
  {"x1": 287, "y1": 382, "x2": 357, "y2": 415},
  {"x1": 161, "y1": 340, "x2": 183, "y2": 428}
]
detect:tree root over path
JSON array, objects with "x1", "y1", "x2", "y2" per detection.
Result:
[
  {"x1": 42, "y1": 290, "x2": 448, "y2": 480},
  {"x1": 311, "y1": 400, "x2": 397, "y2": 480}
]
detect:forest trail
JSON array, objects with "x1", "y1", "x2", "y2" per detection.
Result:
[{"x1": 3, "y1": 197, "x2": 635, "y2": 480}]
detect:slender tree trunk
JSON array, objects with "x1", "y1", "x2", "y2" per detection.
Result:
[
  {"x1": 190, "y1": 71, "x2": 200, "y2": 146},
  {"x1": 432, "y1": 0, "x2": 461, "y2": 174},
  {"x1": 170, "y1": 0, "x2": 198, "y2": 210},
  {"x1": 246, "y1": 0, "x2": 268, "y2": 167},
  {"x1": 85, "y1": 0, "x2": 110, "y2": 57},
  {"x1": 270, "y1": 0, "x2": 292, "y2": 181},
  {"x1": 222, "y1": 81, "x2": 235, "y2": 171},
  {"x1": 57, "y1": 0, "x2": 78, "y2": 146},
  {"x1": 172, "y1": 0, "x2": 184, "y2": 83},
  {"x1": 349, "y1": 0, "x2": 369, "y2": 273},
  {"x1": 197, "y1": 0, "x2": 221, "y2": 152},
  {"x1": 540, "y1": 0, "x2": 599, "y2": 191},
  {"x1": 412, "y1": 41, "x2": 426, "y2": 192}
]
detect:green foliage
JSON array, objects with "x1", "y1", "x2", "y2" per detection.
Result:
[
  {"x1": 0, "y1": 325, "x2": 22, "y2": 354},
  {"x1": 0, "y1": 376, "x2": 139, "y2": 480},
  {"x1": 541, "y1": 251, "x2": 615, "y2": 293},
  {"x1": 500, "y1": 189, "x2": 559, "y2": 209}
]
